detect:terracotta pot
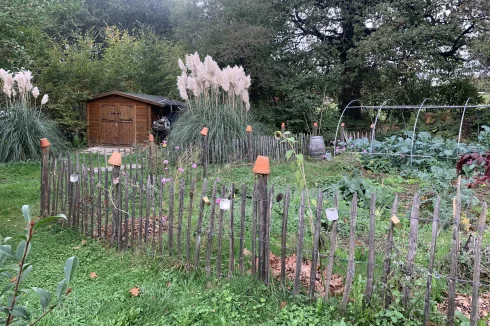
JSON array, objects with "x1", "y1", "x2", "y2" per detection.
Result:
[
  {"x1": 313, "y1": 122, "x2": 318, "y2": 127},
  {"x1": 39, "y1": 138, "x2": 50, "y2": 148},
  {"x1": 253, "y1": 156, "x2": 271, "y2": 175},
  {"x1": 200, "y1": 127, "x2": 209, "y2": 136},
  {"x1": 246, "y1": 125, "x2": 252, "y2": 132},
  {"x1": 341, "y1": 122, "x2": 345, "y2": 127},
  {"x1": 281, "y1": 122, "x2": 285, "y2": 128},
  {"x1": 108, "y1": 151, "x2": 122, "y2": 166},
  {"x1": 148, "y1": 133, "x2": 154, "y2": 142}
]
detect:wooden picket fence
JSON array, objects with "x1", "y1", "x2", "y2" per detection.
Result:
[{"x1": 39, "y1": 145, "x2": 488, "y2": 325}]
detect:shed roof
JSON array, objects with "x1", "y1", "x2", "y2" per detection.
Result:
[{"x1": 89, "y1": 91, "x2": 185, "y2": 109}]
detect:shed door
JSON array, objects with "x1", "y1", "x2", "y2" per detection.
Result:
[
  {"x1": 100, "y1": 104, "x2": 118, "y2": 145},
  {"x1": 118, "y1": 104, "x2": 135, "y2": 145}
]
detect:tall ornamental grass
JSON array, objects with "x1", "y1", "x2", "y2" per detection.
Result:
[
  {"x1": 0, "y1": 69, "x2": 65, "y2": 162},
  {"x1": 169, "y1": 53, "x2": 257, "y2": 150}
]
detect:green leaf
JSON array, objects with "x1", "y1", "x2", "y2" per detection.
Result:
[
  {"x1": 0, "y1": 283, "x2": 14, "y2": 297},
  {"x1": 16, "y1": 241, "x2": 31, "y2": 261},
  {"x1": 11, "y1": 305, "x2": 30, "y2": 320},
  {"x1": 32, "y1": 287, "x2": 51, "y2": 310},
  {"x1": 296, "y1": 154, "x2": 304, "y2": 164},
  {"x1": 19, "y1": 264, "x2": 32, "y2": 283},
  {"x1": 22, "y1": 205, "x2": 31, "y2": 223},
  {"x1": 3, "y1": 236, "x2": 27, "y2": 244},
  {"x1": 56, "y1": 279, "x2": 67, "y2": 299},
  {"x1": 0, "y1": 245, "x2": 13, "y2": 258},
  {"x1": 0, "y1": 264, "x2": 20, "y2": 273},
  {"x1": 34, "y1": 214, "x2": 67, "y2": 230},
  {"x1": 285, "y1": 150, "x2": 294, "y2": 160},
  {"x1": 64, "y1": 256, "x2": 78, "y2": 284}
]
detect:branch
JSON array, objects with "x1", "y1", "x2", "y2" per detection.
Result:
[
  {"x1": 290, "y1": 8, "x2": 341, "y2": 42},
  {"x1": 438, "y1": 22, "x2": 475, "y2": 59}
]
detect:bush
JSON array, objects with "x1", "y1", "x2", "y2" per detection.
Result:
[{"x1": 0, "y1": 103, "x2": 66, "y2": 162}]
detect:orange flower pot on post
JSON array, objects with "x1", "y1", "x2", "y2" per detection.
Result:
[
  {"x1": 108, "y1": 151, "x2": 122, "y2": 249},
  {"x1": 201, "y1": 127, "x2": 209, "y2": 177},
  {"x1": 313, "y1": 122, "x2": 318, "y2": 136},
  {"x1": 281, "y1": 122, "x2": 285, "y2": 134},
  {"x1": 40, "y1": 138, "x2": 51, "y2": 217},
  {"x1": 370, "y1": 123, "x2": 375, "y2": 142},
  {"x1": 253, "y1": 156, "x2": 271, "y2": 283},
  {"x1": 246, "y1": 125, "x2": 253, "y2": 164},
  {"x1": 340, "y1": 122, "x2": 346, "y2": 143}
]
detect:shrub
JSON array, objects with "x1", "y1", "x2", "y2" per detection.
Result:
[{"x1": 0, "y1": 69, "x2": 65, "y2": 162}]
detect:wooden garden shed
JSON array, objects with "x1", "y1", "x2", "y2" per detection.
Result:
[{"x1": 86, "y1": 91, "x2": 184, "y2": 146}]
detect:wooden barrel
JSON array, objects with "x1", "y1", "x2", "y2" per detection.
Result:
[{"x1": 309, "y1": 136, "x2": 325, "y2": 159}]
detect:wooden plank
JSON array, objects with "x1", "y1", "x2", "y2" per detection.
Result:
[
  {"x1": 470, "y1": 202, "x2": 487, "y2": 326},
  {"x1": 168, "y1": 178, "x2": 175, "y2": 256},
  {"x1": 324, "y1": 191, "x2": 339, "y2": 301},
  {"x1": 158, "y1": 175, "x2": 163, "y2": 254},
  {"x1": 110, "y1": 165, "x2": 121, "y2": 248},
  {"x1": 217, "y1": 184, "x2": 226, "y2": 277},
  {"x1": 423, "y1": 196, "x2": 441, "y2": 326},
  {"x1": 264, "y1": 184, "x2": 274, "y2": 284},
  {"x1": 205, "y1": 180, "x2": 218, "y2": 276},
  {"x1": 309, "y1": 189, "x2": 323, "y2": 300},
  {"x1": 195, "y1": 178, "x2": 208, "y2": 267},
  {"x1": 292, "y1": 189, "x2": 306, "y2": 295},
  {"x1": 403, "y1": 192, "x2": 420, "y2": 312},
  {"x1": 123, "y1": 152, "x2": 129, "y2": 249},
  {"x1": 447, "y1": 176, "x2": 462, "y2": 326},
  {"x1": 341, "y1": 193, "x2": 358, "y2": 313},
  {"x1": 186, "y1": 177, "x2": 196, "y2": 263},
  {"x1": 382, "y1": 194, "x2": 399, "y2": 308},
  {"x1": 280, "y1": 187, "x2": 291, "y2": 285},
  {"x1": 89, "y1": 153, "x2": 95, "y2": 238},
  {"x1": 138, "y1": 165, "x2": 144, "y2": 245},
  {"x1": 364, "y1": 193, "x2": 376, "y2": 305},
  {"x1": 177, "y1": 178, "x2": 185, "y2": 256},
  {"x1": 239, "y1": 184, "x2": 247, "y2": 274},
  {"x1": 228, "y1": 183, "x2": 235, "y2": 276},
  {"x1": 97, "y1": 153, "x2": 102, "y2": 239},
  {"x1": 256, "y1": 174, "x2": 268, "y2": 282},
  {"x1": 104, "y1": 151, "x2": 109, "y2": 241},
  {"x1": 129, "y1": 153, "x2": 135, "y2": 249},
  {"x1": 144, "y1": 176, "x2": 151, "y2": 244}
]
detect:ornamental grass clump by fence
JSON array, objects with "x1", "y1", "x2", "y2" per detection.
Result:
[
  {"x1": 0, "y1": 69, "x2": 65, "y2": 162},
  {"x1": 169, "y1": 53, "x2": 255, "y2": 153}
]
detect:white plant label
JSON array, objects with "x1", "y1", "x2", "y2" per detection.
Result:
[{"x1": 325, "y1": 208, "x2": 338, "y2": 221}]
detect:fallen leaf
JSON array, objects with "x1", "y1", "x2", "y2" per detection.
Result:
[
  {"x1": 72, "y1": 246, "x2": 80, "y2": 250},
  {"x1": 129, "y1": 287, "x2": 140, "y2": 297},
  {"x1": 9, "y1": 277, "x2": 16, "y2": 283},
  {"x1": 243, "y1": 248, "x2": 251, "y2": 256},
  {"x1": 280, "y1": 301, "x2": 287, "y2": 309},
  {"x1": 90, "y1": 272, "x2": 98, "y2": 279},
  {"x1": 166, "y1": 282, "x2": 171, "y2": 287},
  {"x1": 81, "y1": 240, "x2": 87, "y2": 245}
]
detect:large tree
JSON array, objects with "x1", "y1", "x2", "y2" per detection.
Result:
[{"x1": 284, "y1": 0, "x2": 490, "y2": 116}]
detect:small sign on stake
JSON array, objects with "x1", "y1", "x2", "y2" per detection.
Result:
[
  {"x1": 325, "y1": 208, "x2": 339, "y2": 221},
  {"x1": 70, "y1": 174, "x2": 79, "y2": 183},
  {"x1": 220, "y1": 199, "x2": 231, "y2": 211},
  {"x1": 391, "y1": 215, "x2": 402, "y2": 229}
]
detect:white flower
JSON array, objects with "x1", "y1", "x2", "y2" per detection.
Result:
[
  {"x1": 32, "y1": 87, "x2": 40, "y2": 98},
  {"x1": 0, "y1": 69, "x2": 7, "y2": 80},
  {"x1": 2, "y1": 73, "x2": 14, "y2": 98},
  {"x1": 177, "y1": 72, "x2": 188, "y2": 100},
  {"x1": 41, "y1": 94, "x2": 49, "y2": 105},
  {"x1": 178, "y1": 58, "x2": 186, "y2": 72}
]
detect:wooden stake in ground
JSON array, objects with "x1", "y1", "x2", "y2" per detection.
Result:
[
  {"x1": 364, "y1": 193, "x2": 376, "y2": 305},
  {"x1": 324, "y1": 191, "x2": 339, "y2": 301},
  {"x1": 403, "y1": 192, "x2": 420, "y2": 312},
  {"x1": 252, "y1": 156, "x2": 271, "y2": 282},
  {"x1": 148, "y1": 133, "x2": 155, "y2": 184},
  {"x1": 40, "y1": 138, "x2": 50, "y2": 217},
  {"x1": 108, "y1": 151, "x2": 122, "y2": 249},
  {"x1": 280, "y1": 187, "x2": 291, "y2": 285},
  {"x1": 293, "y1": 189, "x2": 306, "y2": 295},
  {"x1": 205, "y1": 180, "x2": 218, "y2": 276},
  {"x1": 239, "y1": 183, "x2": 247, "y2": 274},
  {"x1": 470, "y1": 202, "x2": 487, "y2": 326},
  {"x1": 341, "y1": 193, "x2": 358, "y2": 313},
  {"x1": 228, "y1": 183, "x2": 235, "y2": 277},
  {"x1": 195, "y1": 178, "x2": 208, "y2": 267},
  {"x1": 246, "y1": 125, "x2": 253, "y2": 164},
  {"x1": 309, "y1": 189, "x2": 323, "y2": 300},
  {"x1": 447, "y1": 176, "x2": 462, "y2": 326},
  {"x1": 423, "y1": 196, "x2": 441, "y2": 326},
  {"x1": 201, "y1": 127, "x2": 209, "y2": 177},
  {"x1": 382, "y1": 194, "x2": 399, "y2": 308}
]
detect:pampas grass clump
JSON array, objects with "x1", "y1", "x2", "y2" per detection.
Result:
[
  {"x1": 169, "y1": 53, "x2": 256, "y2": 154},
  {"x1": 0, "y1": 69, "x2": 65, "y2": 162}
]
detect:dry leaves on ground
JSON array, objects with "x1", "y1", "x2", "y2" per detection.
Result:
[
  {"x1": 129, "y1": 287, "x2": 140, "y2": 297},
  {"x1": 438, "y1": 292, "x2": 490, "y2": 325},
  {"x1": 90, "y1": 272, "x2": 98, "y2": 279}
]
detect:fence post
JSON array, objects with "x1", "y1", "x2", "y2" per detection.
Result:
[
  {"x1": 340, "y1": 123, "x2": 345, "y2": 143},
  {"x1": 403, "y1": 192, "x2": 420, "y2": 312},
  {"x1": 253, "y1": 156, "x2": 270, "y2": 282},
  {"x1": 370, "y1": 124, "x2": 375, "y2": 142},
  {"x1": 364, "y1": 193, "x2": 376, "y2": 305},
  {"x1": 108, "y1": 151, "x2": 122, "y2": 249},
  {"x1": 341, "y1": 193, "x2": 358, "y2": 313},
  {"x1": 324, "y1": 191, "x2": 339, "y2": 301},
  {"x1": 447, "y1": 176, "x2": 462, "y2": 326},
  {"x1": 201, "y1": 127, "x2": 209, "y2": 177},
  {"x1": 246, "y1": 125, "x2": 253, "y2": 164},
  {"x1": 470, "y1": 202, "x2": 487, "y2": 326},
  {"x1": 40, "y1": 138, "x2": 51, "y2": 217},
  {"x1": 148, "y1": 133, "x2": 155, "y2": 184}
]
